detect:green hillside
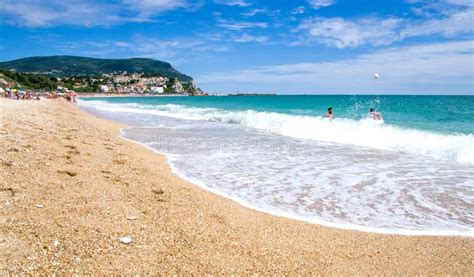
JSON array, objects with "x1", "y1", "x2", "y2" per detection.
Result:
[{"x1": 0, "y1": 56, "x2": 192, "y2": 82}]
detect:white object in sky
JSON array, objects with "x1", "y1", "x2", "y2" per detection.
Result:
[{"x1": 374, "y1": 73, "x2": 380, "y2": 79}]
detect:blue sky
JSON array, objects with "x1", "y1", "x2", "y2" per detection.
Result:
[{"x1": 0, "y1": 0, "x2": 473, "y2": 94}]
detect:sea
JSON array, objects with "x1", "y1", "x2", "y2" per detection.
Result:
[{"x1": 78, "y1": 95, "x2": 474, "y2": 237}]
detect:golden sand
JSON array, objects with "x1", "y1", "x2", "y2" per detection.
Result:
[{"x1": 1, "y1": 99, "x2": 473, "y2": 274}]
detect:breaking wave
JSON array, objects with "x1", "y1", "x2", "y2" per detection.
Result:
[{"x1": 79, "y1": 100, "x2": 474, "y2": 164}]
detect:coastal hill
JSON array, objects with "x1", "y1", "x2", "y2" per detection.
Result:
[{"x1": 0, "y1": 56, "x2": 193, "y2": 82}]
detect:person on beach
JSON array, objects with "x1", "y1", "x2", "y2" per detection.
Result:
[
  {"x1": 369, "y1": 108, "x2": 383, "y2": 121},
  {"x1": 67, "y1": 91, "x2": 77, "y2": 103},
  {"x1": 324, "y1": 107, "x2": 333, "y2": 118}
]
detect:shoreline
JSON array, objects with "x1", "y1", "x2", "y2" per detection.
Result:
[
  {"x1": 1, "y1": 98, "x2": 473, "y2": 274},
  {"x1": 122, "y1": 131, "x2": 474, "y2": 238}
]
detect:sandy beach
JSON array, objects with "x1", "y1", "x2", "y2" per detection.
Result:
[{"x1": 1, "y1": 98, "x2": 473, "y2": 274}]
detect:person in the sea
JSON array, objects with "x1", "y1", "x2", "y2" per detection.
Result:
[
  {"x1": 324, "y1": 107, "x2": 333, "y2": 118},
  {"x1": 369, "y1": 108, "x2": 383, "y2": 121}
]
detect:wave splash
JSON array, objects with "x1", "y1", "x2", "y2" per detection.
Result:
[{"x1": 79, "y1": 100, "x2": 474, "y2": 164}]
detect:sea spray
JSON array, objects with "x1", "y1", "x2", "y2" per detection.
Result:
[
  {"x1": 79, "y1": 100, "x2": 474, "y2": 164},
  {"x1": 78, "y1": 96, "x2": 474, "y2": 236}
]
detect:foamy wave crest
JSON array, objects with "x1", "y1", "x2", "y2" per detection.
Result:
[{"x1": 79, "y1": 100, "x2": 474, "y2": 164}]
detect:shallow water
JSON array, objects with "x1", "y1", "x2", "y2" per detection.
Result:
[{"x1": 79, "y1": 96, "x2": 474, "y2": 236}]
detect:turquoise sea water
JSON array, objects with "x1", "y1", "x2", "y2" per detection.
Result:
[
  {"x1": 88, "y1": 95, "x2": 474, "y2": 134},
  {"x1": 79, "y1": 95, "x2": 474, "y2": 236}
]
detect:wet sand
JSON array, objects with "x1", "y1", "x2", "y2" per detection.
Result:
[{"x1": 1, "y1": 98, "x2": 473, "y2": 274}]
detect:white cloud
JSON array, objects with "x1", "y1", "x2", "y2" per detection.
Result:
[
  {"x1": 123, "y1": 0, "x2": 200, "y2": 18},
  {"x1": 55, "y1": 37, "x2": 230, "y2": 65},
  {"x1": 432, "y1": 0, "x2": 474, "y2": 7},
  {"x1": 240, "y1": 8, "x2": 279, "y2": 17},
  {"x1": 296, "y1": 0, "x2": 473, "y2": 49},
  {"x1": 217, "y1": 19, "x2": 268, "y2": 30},
  {"x1": 292, "y1": 6, "x2": 306, "y2": 14},
  {"x1": 402, "y1": 7, "x2": 474, "y2": 38},
  {"x1": 0, "y1": 0, "x2": 121, "y2": 27},
  {"x1": 232, "y1": 34, "x2": 269, "y2": 43},
  {"x1": 241, "y1": 8, "x2": 265, "y2": 16},
  {"x1": 296, "y1": 17, "x2": 402, "y2": 48},
  {"x1": 214, "y1": 0, "x2": 251, "y2": 7},
  {"x1": 197, "y1": 41, "x2": 474, "y2": 94},
  {"x1": 308, "y1": 0, "x2": 336, "y2": 9},
  {"x1": 0, "y1": 0, "x2": 199, "y2": 27}
]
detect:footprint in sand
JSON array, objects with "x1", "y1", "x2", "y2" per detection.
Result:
[
  {"x1": 57, "y1": 170, "x2": 77, "y2": 177},
  {"x1": 64, "y1": 145, "x2": 80, "y2": 156},
  {"x1": 1, "y1": 160, "x2": 13, "y2": 167},
  {"x1": 152, "y1": 188, "x2": 167, "y2": 202},
  {"x1": 0, "y1": 188, "x2": 16, "y2": 198},
  {"x1": 113, "y1": 159, "x2": 126, "y2": 165},
  {"x1": 102, "y1": 142, "x2": 115, "y2": 150}
]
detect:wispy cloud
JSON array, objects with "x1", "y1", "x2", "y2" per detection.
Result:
[
  {"x1": 214, "y1": 0, "x2": 251, "y2": 7},
  {"x1": 217, "y1": 18, "x2": 268, "y2": 30},
  {"x1": 307, "y1": 0, "x2": 336, "y2": 9},
  {"x1": 55, "y1": 37, "x2": 230, "y2": 65},
  {"x1": 402, "y1": 3, "x2": 474, "y2": 38},
  {"x1": 123, "y1": 0, "x2": 203, "y2": 19},
  {"x1": 231, "y1": 34, "x2": 269, "y2": 43},
  {"x1": 0, "y1": 0, "x2": 200, "y2": 27},
  {"x1": 295, "y1": 17, "x2": 402, "y2": 48},
  {"x1": 241, "y1": 8, "x2": 265, "y2": 16},
  {"x1": 0, "y1": 0, "x2": 119, "y2": 27},
  {"x1": 241, "y1": 8, "x2": 279, "y2": 17},
  {"x1": 295, "y1": 0, "x2": 473, "y2": 49},
  {"x1": 198, "y1": 41, "x2": 474, "y2": 94},
  {"x1": 292, "y1": 6, "x2": 306, "y2": 14},
  {"x1": 196, "y1": 31, "x2": 269, "y2": 44}
]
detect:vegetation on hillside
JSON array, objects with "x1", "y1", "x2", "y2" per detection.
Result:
[
  {"x1": 1, "y1": 70, "x2": 56, "y2": 90},
  {"x1": 0, "y1": 56, "x2": 193, "y2": 82}
]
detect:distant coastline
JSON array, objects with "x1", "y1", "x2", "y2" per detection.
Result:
[{"x1": 226, "y1": 93, "x2": 277, "y2": 96}]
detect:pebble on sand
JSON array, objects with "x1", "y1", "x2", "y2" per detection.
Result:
[{"x1": 119, "y1": 236, "x2": 132, "y2": 244}]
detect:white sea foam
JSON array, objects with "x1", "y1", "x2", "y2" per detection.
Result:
[
  {"x1": 79, "y1": 99, "x2": 474, "y2": 237},
  {"x1": 79, "y1": 100, "x2": 474, "y2": 164}
]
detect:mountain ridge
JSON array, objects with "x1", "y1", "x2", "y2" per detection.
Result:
[{"x1": 0, "y1": 56, "x2": 193, "y2": 82}]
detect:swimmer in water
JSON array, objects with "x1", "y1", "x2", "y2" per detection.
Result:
[
  {"x1": 324, "y1": 107, "x2": 333, "y2": 118},
  {"x1": 369, "y1": 108, "x2": 383, "y2": 121}
]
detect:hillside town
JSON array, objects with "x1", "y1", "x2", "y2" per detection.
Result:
[
  {"x1": 0, "y1": 70, "x2": 207, "y2": 96},
  {"x1": 96, "y1": 72, "x2": 206, "y2": 95}
]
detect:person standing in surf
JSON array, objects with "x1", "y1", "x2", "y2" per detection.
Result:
[
  {"x1": 369, "y1": 108, "x2": 383, "y2": 121},
  {"x1": 324, "y1": 107, "x2": 334, "y2": 119}
]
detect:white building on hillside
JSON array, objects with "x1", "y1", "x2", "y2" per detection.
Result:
[
  {"x1": 150, "y1": 86, "x2": 164, "y2": 94},
  {"x1": 99, "y1": 85, "x2": 110, "y2": 93}
]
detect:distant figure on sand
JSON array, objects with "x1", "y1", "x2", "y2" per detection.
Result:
[
  {"x1": 324, "y1": 107, "x2": 333, "y2": 119},
  {"x1": 369, "y1": 108, "x2": 383, "y2": 121},
  {"x1": 66, "y1": 91, "x2": 77, "y2": 103}
]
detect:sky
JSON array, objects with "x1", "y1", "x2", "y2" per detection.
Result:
[{"x1": 0, "y1": 0, "x2": 473, "y2": 95}]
